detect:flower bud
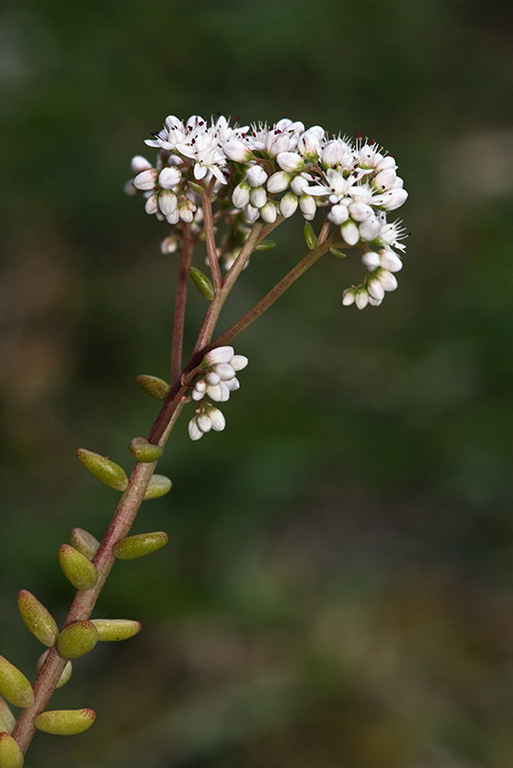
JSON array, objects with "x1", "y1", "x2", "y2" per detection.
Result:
[
  {"x1": 114, "y1": 531, "x2": 168, "y2": 560},
  {"x1": 37, "y1": 652, "x2": 72, "y2": 689},
  {"x1": 76, "y1": 449, "x2": 128, "y2": 492},
  {"x1": 328, "y1": 204, "x2": 349, "y2": 226},
  {"x1": 17, "y1": 590, "x2": 58, "y2": 647},
  {"x1": 299, "y1": 194, "x2": 316, "y2": 220},
  {"x1": 379, "y1": 249, "x2": 403, "y2": 272},
  {"x1": 0, "y1": 696, "x2": 15, "y2": 734},
  {"x1": 223, "y1": 140, "x2": 253, "y2": 162},
  {"x1": 189, "y1": 267, "x2": 215, "y2": 301},
  {"x1": 361, "y1": 252, "x2": 381, "y2": 271},
  {"x1": 133, "y1": 169, "x2": 158, "y2": 191},
  {"x1": 70, "y1": 528, "x2": 100, "y2": 560},
  {"x1": 0, "y1": 732, "x2": 24, "y2": 768},
  {"x1": 232, "y1": 182, "x2": 250, "y2": 208},
  {"x1": 158, "y1": 190, "x2": 178, "y2": 217},
  {"x1": 267, "y1": 171, "x2": 292, "y2": 194},
  {"x1": 208, "y1": 408, "x2": 226, "y2": 432},
  {"x1": 367, "y1": 277, "x2": 385, "y2": 301},
  {"x1": 276, "y1": 152, "x2": 304, "y2": 172},
  {"x1": 91, "y1": 619, "x2": 142, "y2": 642},
  {"x1": 249, "y1": 186, "x2": 267, "y2": 209},
  {"x1": 158, "y1": 167, "x2": 181, "y2": 189},
  {"x1": 303, "y1": 222, "x2": 317, "y2": 250},
  {"x1": 246, "y1": 165, "x2": 267, "y2": 187},
  {"x1": 259, "y1": 202, "x2": 278, "y2": 223},
  {"x1": 230, "y1": 354, "x2": 248, "y2": 371},
  {"x1": 57, "y1": 621, "x2": 98, "y2": 660},
  {"x1": 34, "y1": 708, "x2": 96, "y2": 736},
  {"x1": 279, "y1": 192, "x2": 298, "y2": 219},
  {"x1": 341, "y1": 221, "x2": 360, "y2": 246},
  {"x1": 130, "y1": 155, "x2": 152, "y2": 175},
  {"x1": 204, "y1": 346, "x2": 234, "y2": 365},
  {"x1": 129, "y1": 437, "x2": 163, "y2": 463},
  {"x1": 136, "y1": 375, "x2": 170, "y2": 401},
  {"x1": 0, "y1": 657, "x2": 34, "y2": 709},
  {"x1": 58, "y1": 545, "x2": 99, "y2": 591},
  {"x1": 342, "y1": 288, "x2": 356, "y2": 306},
  {"x1": 355, "y1": 286, "x2": 369, "y2": 310}
]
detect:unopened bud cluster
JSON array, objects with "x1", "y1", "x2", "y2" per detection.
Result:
[
  {"x1": 188, "y1": 346, "x2": 248, "y2": 440},
  {"x1": 127, "y1": 113, "x2": 408, "y2": 307}
]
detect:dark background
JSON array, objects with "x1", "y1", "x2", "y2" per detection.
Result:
[{"x1": 1, "y1": 1, "x2": 513, "y2": 765}]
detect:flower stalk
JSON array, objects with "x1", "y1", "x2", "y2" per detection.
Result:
[{"x1": 6, "y1": 113, "x2": 408, "y2": 761}]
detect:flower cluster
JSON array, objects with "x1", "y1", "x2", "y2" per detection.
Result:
[
  {"x1": 188, "y1": 346, "x2": 248, "y2": 440},
  {"x1": 127, "y1": 114, "x2": 408, "y2": 307}
]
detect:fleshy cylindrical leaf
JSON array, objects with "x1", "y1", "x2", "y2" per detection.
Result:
[
  {"x1": 0, "y1": 732, "x2": 24, "y2": 768},
  {"x1": 91, "y1": 619, "x2": 142, "y2": 642},
  {"x1": 329, "y1": 247, "x2": 347, "y2": 258},
  {"x1": 303, "y1": 221, "x2": 317, "y2": 250},
  {"x1": 129, "y1": 437, "x2": 163, "y2": 463},
  {"x1": 143, "y1": 475, "x2": 172, "y2": 500},
  {"x1": 17, "y1": 590, "x2": 58, "y2": 647},
  {"x1": 70, "y1": 528, "x2": 100, "y2": 560},
  {"x1": 37, "y1": 652, "x2": 72, "y2": 689},
  {"x1": 34, "y1": 708, "x2": 96, "y2": 736},
  {"x1": 56, "y1": 621, "x2": 98, "y2": 660},
  {"x1": 58, "y1": 545, "x2": 99, "y2": 591},
  {"x1": 255, "y1": 239, "x2": 276, "y2": 251},
  {"x1": 136, "y1": 375, "x2": 170, "y2": 401},
  {"x1": 0, "y1": 696, "x2": 15, "y2": 735},
  {"x1": 76, "y1": 449, "x2": 128, "y2": 491},
  {"x1": 114, "y1": 531, "x2": 168, "y2": 560},
  {"x1": 188, "y1": 267, "x2": 215, "y2": 301},
  {"x1": 0, "y1": 657, "x2": 34, "y2": 709}
]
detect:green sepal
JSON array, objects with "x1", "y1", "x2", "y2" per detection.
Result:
[
  {"x1": 37, "y1": 652, "x2": 72, "y2": 689},
  {"x1": 114, "y1": 531, "x2": 168, "y2": 560},
  {"x1": 0, "y1": 695, "x2": 15, "y2": 735},
  {"x1": 255, "y1": 239, "x2": 276, "y2": 251},
  {"x1": 76, "y1": 449, "x2": 128, "y2": 491},
  {"x1": 91, "y1": 619, "x2": 142, "y2": 642},
  {"x1": 329, "y1": 246, "x2": 347, "y2": 258},
  {"x1": 136, "y1": 375, "x2": 171, "y2": 401},
  {"x1": 143, "y1": 474, "x2": 172, "y2": 500},
  {"x1": 0, "y1": 656, "x2": 34, "y2": 709},
  {"x1": 58, "y1": 545, "x2": 99, "y2": 591},
  {"x1": 129, "y1": 437, "x2": 163, "y2": 463},
  {"x1": 189, "y1": 267, "x2": 215, "y2": 301},
  {"x1": 34, "y1": 708, "x2": 96, "y2": 736},
  {"x1": 303, "y1": 222, "x2": 317, "y2": 250},
  {"x1": 17, "y1": 590, "x2": 59, "y2": 647},
  {"x1": 56, "y1": 621, "x2": 98, "y2": 660},
  {"x1": 70, "y1": 528, "x2": 100, "y2": 561},
  {"x1": 0, "y1": 732, "x2": 24, "y2": 768}
]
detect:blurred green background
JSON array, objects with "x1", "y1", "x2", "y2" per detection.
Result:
[{"x1": 1, "y1": 0, "x2": 513, "y2": 765}]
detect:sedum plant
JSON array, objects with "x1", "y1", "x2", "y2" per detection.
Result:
[{"x1": 0, "y1": 114, "x2": 408, "y2": 765}]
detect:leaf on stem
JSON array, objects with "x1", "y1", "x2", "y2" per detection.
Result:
[
  {"x1": 0, "y1": 732, "x2": 24, "y2": 768},
  {"x1": 76, "y1": 449, "x2": 128, "y2": 491},
  {"x1": 114, "y1": 531, "x2": 168, "y2": 560},
  {"x1": 57, "y1": 621, "x2": 98, "y2": 660},
  {"x1": 37, "y1": 652, "x2": 72, "y2": 689},
  {"x1": 58, "y1": 545, "x2": 99, "y2": 591},
  {"x1": 70, "y1": 528, "x2": 100, "y2": 561},
  {"x1": 91, "y1": 619, "x2": 142, "y2": 642},
  {"x1": 143, "y1": 475, "x2": 172, "y2": 500},
  {"x1": 303, "y1": 221, "x2": 317, "y2": 250},
  {"x1": 17, "y1": 590, "x2": 59, "y2": 647},
  {"x1": 0, "y1": 696, "x2": 15, "y2": 735},
  {"x1": 189, "y1": 267, "x2": 215, "y2": 301},
  {"x1": 136, "y1": 375, "x2": 171, "y2": 401},
  {"x1": 129, "y1": 437, "x2": 163, "y2": 463},
  {"x1": 255, "y1": 240, "x2": 276, "y2": 251},
  {"x1": 0, "y1": 657, "x2": 34, "y2": 709},
  {"x1": 34, "y1": 708, "x2": 96, "y2": 736}
]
